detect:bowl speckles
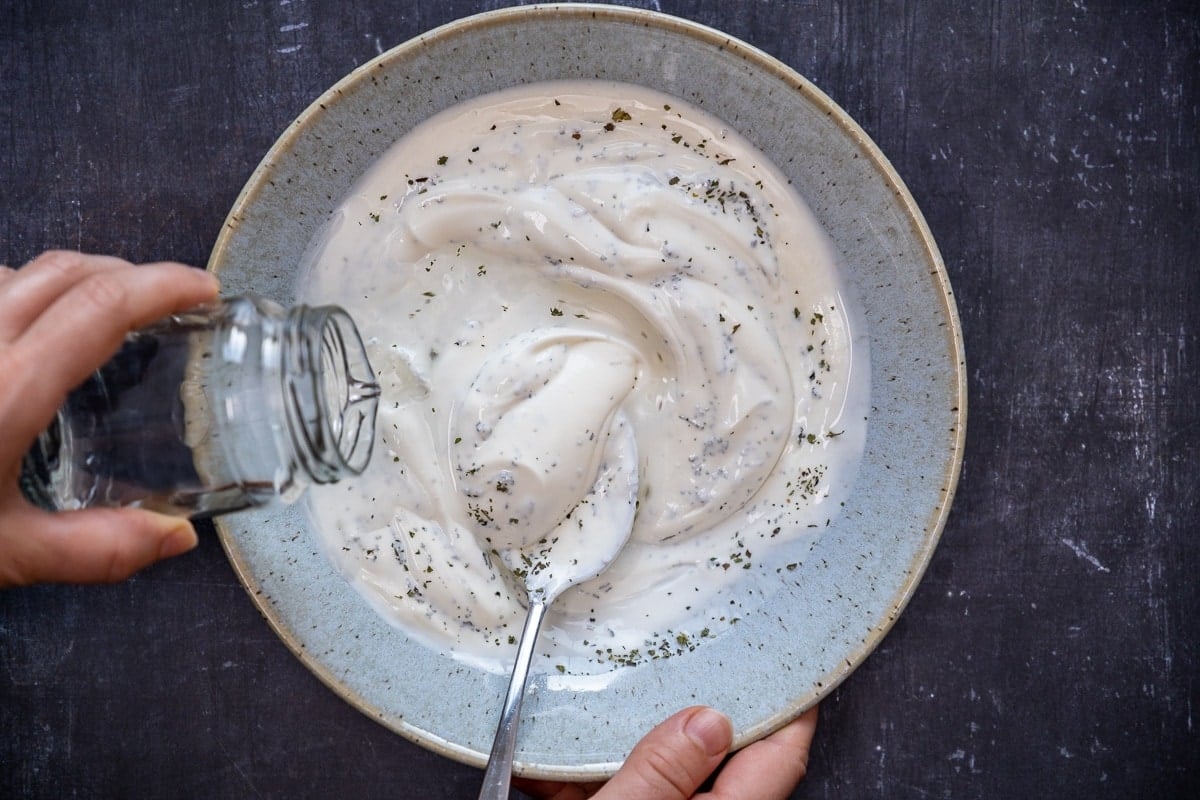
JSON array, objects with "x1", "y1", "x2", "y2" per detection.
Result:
[{"x1": 208, "y1": 3, "x2": 966, "y2": 780}]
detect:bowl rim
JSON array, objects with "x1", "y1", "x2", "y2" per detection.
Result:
[{"x1": 209, "y1": 1, "x2": 967, "y2": 779}]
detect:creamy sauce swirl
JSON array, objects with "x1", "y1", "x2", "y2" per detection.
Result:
[{"x1": 300, "y1": 81, "x2": 868, "y2": 675}]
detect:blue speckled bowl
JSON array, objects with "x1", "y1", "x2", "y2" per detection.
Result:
[{"x1": 208, "y1": 3, "x2": 966, "y2": 780}]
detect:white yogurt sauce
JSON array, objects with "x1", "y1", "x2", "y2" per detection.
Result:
[{"x1": 299, "y1": 81, "x2": 868, "y2": 675}]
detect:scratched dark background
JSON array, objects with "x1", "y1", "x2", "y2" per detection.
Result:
[{"x1": 1, "y1": 1, "x2": 1197, "y2": 798}]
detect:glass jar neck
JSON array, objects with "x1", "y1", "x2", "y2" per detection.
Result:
[{"x1": 278, "y1": 303, "x2": 379, "y2": 492}]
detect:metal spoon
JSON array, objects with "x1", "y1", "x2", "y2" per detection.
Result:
[{"x1": 477, "y1": 419, "x2": 638, "y2": 800}]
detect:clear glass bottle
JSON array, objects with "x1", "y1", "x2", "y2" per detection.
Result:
[{"x1": 19, "y1": 296, "x2": 380, "y2": 518}]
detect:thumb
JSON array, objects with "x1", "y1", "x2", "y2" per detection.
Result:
[
  {"x1": 0, "y1": 504, "x2": 198, "y2": 587},
  {"x1": 597, "y1": 707, "x2": 732, "y2": 800}
]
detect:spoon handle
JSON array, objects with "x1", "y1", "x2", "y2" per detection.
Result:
[{"x1": 478, "y1": 597, "x2": 550, "y2": 800}]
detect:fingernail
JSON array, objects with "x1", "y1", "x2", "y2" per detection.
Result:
[
  {"x1": 685, "y1": 708, "x2": 732, "y2": 758},
  {"x1": 158, "y1": 523, "x2": 199, "y2": 559}
]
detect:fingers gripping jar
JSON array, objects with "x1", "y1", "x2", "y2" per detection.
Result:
[{"x1": 20, "y1": 296, "x2": 379, "y2": 518}]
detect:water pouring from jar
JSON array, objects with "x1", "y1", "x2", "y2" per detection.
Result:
[{"x1": 452, "y1": 331, "x2": 641, "y2": 800}]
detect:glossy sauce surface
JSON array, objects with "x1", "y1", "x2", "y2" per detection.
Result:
[{"x1": 300, "y1": 81, "x2": 868, "y2": 674}]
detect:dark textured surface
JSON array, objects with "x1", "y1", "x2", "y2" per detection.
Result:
[{"x1": 2, "y1": 1, "x2": 1197, "y2": 798}]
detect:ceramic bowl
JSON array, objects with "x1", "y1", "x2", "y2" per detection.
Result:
[{"x1": 208, "y1": 3, "x2": 966, "y2": 780}]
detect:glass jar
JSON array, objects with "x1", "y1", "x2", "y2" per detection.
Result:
[{"x1": 19, "y1": 296, "x2": 380, "y2": 518}]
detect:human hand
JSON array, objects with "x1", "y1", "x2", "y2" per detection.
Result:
[
  {"x1": 0, "y1": 251, "x2": 219, "y2": 587},
  {"x1": 515, "y1": 704, "x2": 818, "y2": 800}
]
